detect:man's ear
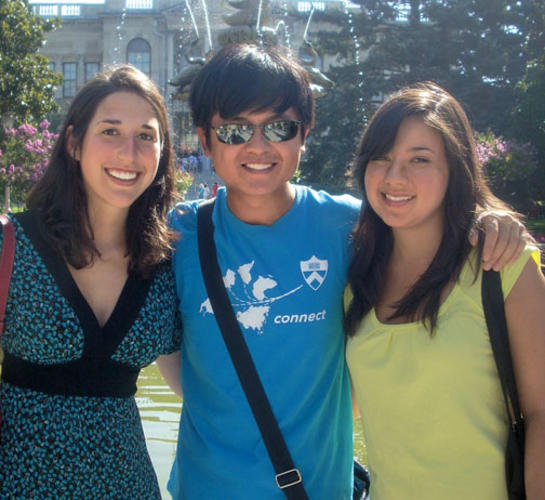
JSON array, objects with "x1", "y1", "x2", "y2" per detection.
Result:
[
  {"x1": 65, "y1": 125, "x2": 80, "y2": 162},
  {"x1": 196, "y1": 127, "x2": 212, "y2": 157},
  {"x1": 300, "y1": 125, "x2": 310, "y2": 153}
]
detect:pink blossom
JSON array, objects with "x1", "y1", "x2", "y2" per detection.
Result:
[
  {"x1": 1, "y1": 120, "x2": 57, "y2": 196},
  {"x1": 18, "y1": 124, "x2": 37, "y2": 137}
]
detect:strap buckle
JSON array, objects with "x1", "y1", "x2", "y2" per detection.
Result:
[{"x1": 275, "y1": 468, "x2": 302, "y2": 489}]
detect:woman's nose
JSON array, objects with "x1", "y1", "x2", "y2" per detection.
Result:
[
  {"x1": 117, "y1": 136, "x2": 136, "y2": 160},
  {"x1": 384, "y1": 158, "x2": 407, "y2": 183}
]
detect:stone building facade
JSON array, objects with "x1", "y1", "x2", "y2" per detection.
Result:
[{"x1": 32, "y1": 0, "x2": 355, "y2": 150}]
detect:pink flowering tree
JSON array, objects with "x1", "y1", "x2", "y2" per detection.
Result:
[
  {"x1": 475, "y1": 130, "x2": 539, "y2": 213},
  {"x1": 0, "y1": 120, "x2": 58, "y2": 212}
]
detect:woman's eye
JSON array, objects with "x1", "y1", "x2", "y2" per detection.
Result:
[
  {"x1": 139, "y1": 132, "x2": 155, "y2": 141},
  {"x1": 413, "y1": 156, "x2": 430, "y2": 164},
  {"x1": 102, "y1": 128, "x2": 118, "y2": 136}
]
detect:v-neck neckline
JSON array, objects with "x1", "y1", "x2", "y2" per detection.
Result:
[{"x1": 15, "y1": 211, "x2": 153, "y2": 358}]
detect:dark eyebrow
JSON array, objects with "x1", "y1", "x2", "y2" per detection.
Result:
[
  {"x1": 410, "y1": 146, "x2": 435, "y2": 153},
  {"x1": 96, "y1": 119, "x2": 156, "y2": 130},
  {"x1": 97, "y1": 119, "x2": 121, "y2": 125}
]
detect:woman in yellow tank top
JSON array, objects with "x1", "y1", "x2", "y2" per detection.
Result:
[{"x1": 345, "y1": 82, "x2": 545, "y2": 499}]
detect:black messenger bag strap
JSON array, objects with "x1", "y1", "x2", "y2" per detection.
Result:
[
  {"x1": 197, "y1": 199, "x2": 308, "y2": 500},
  {"x1": 481, "y1": 270, "x2": 523, "y2": 431},
  {"x1": 482, "y1": 269, "x2": 526, "y2": 500}
]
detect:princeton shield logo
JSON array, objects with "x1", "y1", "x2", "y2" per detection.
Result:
[{"x1": 300, "y1": 255, "x2": 328, "y2": 290}]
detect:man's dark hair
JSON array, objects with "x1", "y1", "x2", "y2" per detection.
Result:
[{"x1": 190, "y1": 44, "x2": 315, "y2": 147}]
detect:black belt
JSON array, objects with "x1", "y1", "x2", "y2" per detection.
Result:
[{"x1": 1, "y1": 351, "x2": 139, "y2": 397}]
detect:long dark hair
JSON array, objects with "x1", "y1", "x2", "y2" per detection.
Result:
[
  {"x1": 27, "y1": 64, "x2": 177, "y2": 278},
  {"x1": 345, "y1": 82, "x2": 514, "y2": 336}
]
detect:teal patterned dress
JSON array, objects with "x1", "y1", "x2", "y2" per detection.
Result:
[{"x1": 0, "y1": 211, "x2": 182, "y2": 499}]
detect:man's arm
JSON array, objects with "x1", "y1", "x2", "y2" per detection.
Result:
[{"x1": 157, "y1": 351, "x2": 183, "y2": 398}]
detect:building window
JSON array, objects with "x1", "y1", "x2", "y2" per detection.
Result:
[
  {"x1": 127, "y1": 38, "x2": 151, "y2": 75},
  {"x1": 63, "y1": 63, "x2": 77, "y2": 98},
  {"x1": 61, "y1": 5, "x2": 80, "y2": 16},
  {"x1": 48, "y1": 61, "x2": 55, "y2": 72},
  {"x1": 39, "y1": 5, "x2": 58, "y2": 16},
  {"x1": 297, "y1": 1, "x2": 325, "y2": 12},
  {"x1": 126, "y1": 0, "x2": 153, "y2": 9},
  {"x1": 85, "y1": 62, "x2": 100, "y2": 82},
  {"x1": 394, "y1": 2, "x2": 429, "y2": 23}
]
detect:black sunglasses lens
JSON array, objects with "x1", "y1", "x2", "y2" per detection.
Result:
[
  {"x1": 263, "y1": 120, "x2": 300, "y2": 142},
  {"x1": 215, "y1": 124, "x2": 253, "y2": 145}
]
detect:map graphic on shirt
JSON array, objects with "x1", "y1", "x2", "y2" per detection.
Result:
[{"x1": 199, "y1": 259, "x2": 304, "y2": 334}]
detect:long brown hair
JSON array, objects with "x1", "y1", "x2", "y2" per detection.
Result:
[
  {"x1": 27, "y1": 64, "x2": 178, "y2": 278},
  {"x1": 345, "y1": 82, "x2": 514, "y2": 336}
]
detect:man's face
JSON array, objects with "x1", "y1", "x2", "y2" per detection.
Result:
[{"x1": 197, "y1": 107, "x2": 308, "y2": 214}]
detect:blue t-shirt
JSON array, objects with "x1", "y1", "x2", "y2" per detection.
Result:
[{"x1": 168, "y1": 185, "x2": 361, "y2": 499}]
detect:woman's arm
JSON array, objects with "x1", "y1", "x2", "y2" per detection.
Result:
[
  {"x1": 505, "y1": 258, "x2": 545, "y2": 499},
  {"x1": 156, "y1": 351, "x2": 183, "y2": 398},
  {"x1": 350, "y1": 376, "x2": 360, "y2": 420}
]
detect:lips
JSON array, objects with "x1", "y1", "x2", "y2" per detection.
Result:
[{"x1": 105, "y1": 168, "x2": 139, "y2": 181}]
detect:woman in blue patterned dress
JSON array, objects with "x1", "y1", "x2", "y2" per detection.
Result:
[{"x1": 0, "y1": 65, "x2": 182, "y2": 498}]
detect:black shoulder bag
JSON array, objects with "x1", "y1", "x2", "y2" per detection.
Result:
[
  {"x1": 482, "y1": 270, "x2": 526, "y2": 500},
  {"x1": 197, "y1": 200, "x2": 369, "y2": 500}
]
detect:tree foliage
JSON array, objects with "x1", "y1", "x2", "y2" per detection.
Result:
[
  {"x1": 509, "y1": 2, "x2": 545, "y2": 201},
  {"x1": 297, "y1": 10, "x2": 369, "y2": 191},
  {"x1": 299, "y1": 63, "x2": 368, "y2": 194},
  {"x1": 475, "y1": 130, "x2": 539, "y2": 212},
  {"x1": 350, "y1": 0, "x2": 530, "y2": 132},
  {"x1": 298, "y1": 0, "x2": 545, "y2": 199},
  {"x1": 0, "y1": 0, "x2": 62, "y2": 125}
]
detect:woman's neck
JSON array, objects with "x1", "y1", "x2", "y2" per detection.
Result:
[
  {"x1": 390, "y1": 222, "x2": 444, "y2": 272},
  {"x1": 87, "y1": 205, "x2": 128, "y2": 258},
  {"x1": 375, "y1": 221, "x2": 446, "y2": 323}
]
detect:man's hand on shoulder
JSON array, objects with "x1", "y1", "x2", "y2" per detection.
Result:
[{"x1": 469, "y1": 210, "x2": 531, "y2": 271}]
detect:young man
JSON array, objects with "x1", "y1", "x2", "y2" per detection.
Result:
[{"x1": 158, "y1": 44, "x2": 526, "y2": 499}]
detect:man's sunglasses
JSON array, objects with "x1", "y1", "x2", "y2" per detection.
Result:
[{"x1": 211, "y1": 120, "x2": 302, "y2": 145}]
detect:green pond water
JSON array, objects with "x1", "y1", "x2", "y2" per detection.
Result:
[{"x1": 136, "y1": 363, "x2": 367, "y2": 499}]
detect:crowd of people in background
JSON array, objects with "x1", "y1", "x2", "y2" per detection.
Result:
[
  {"x1": 176, "y1": 150, "x2": 201, "y2": 174},
  {"x1": 175, "y1": 147, "x2": 221, "y2": 200}
]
